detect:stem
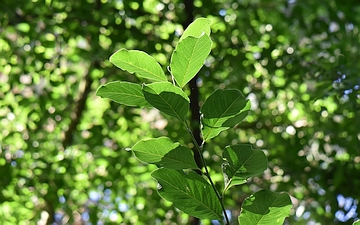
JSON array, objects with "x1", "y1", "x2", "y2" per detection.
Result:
[{"x1": 184, "y1": 121, "x2": 230, "y2": 225}]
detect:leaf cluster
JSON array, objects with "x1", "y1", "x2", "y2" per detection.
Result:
[{"x1": 97, "y1": 18, "x2": 292, "y2": 224}]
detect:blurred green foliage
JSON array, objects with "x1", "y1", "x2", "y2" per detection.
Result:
[{"x1": 0, "y1": 0, "x2": 359, "y2": 224}]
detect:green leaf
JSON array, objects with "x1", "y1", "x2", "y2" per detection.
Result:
[
  {"x1": 201, "y1": 89, "x2": 251, "y2": 141},
  {"x1": 152, "y1": 168, "x2": 223, "y2": 220},
  {"x1": 110, "y1": 49, "x2": 167, "y2": 82},
  {"x1": 222, "y1": 145, "x2": 267, "y2": 192},
  {"x1": 131, "y1": 137, "x2": 198, "y2": 170},
  {"x1": 142, "y1": 82, "x2": 189, "y2": 122},
  {"x1": 239, "y1": 189, "x2": 292, "y2": 225},
  {"x1": 170, "y1": 34, "x2": 212, "y2": 88},
  {"x1": 96, "y1": 81, "x2": 150, "y2": 107},
  {"x1": 353, "y1": 219, "x2": 360, "y2": 225},
  {"x1": 180, "y1": 18, "x2": 212, "y2": 41}
]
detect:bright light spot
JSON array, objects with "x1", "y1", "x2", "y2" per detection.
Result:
[
  {"x1": 109, "y1": 210, "x2": 119, "y2": 222},
  {"x1": 287, "y1": 101, "x2": 294, "y2": 108},
  {"x1": 265, "y1": 24, "x2": 273, "y2": 32},
  {"x1": 156, "y1": 3, "x2": 164, "y2": 10},
  {"x1": 248, "y1": 93, "x2": 258, "y2": 110},
  {"x1": 355, "y1": 156, "x2": 360, "y2": 163},
  {"x1": 321, "y1": 110, "x2": 329, "y2": 118},
  {"x1": 157, "y1": 183, "x2": 162, "y2": 191},
  {"x1": 118, "y1": 203, "x2": 129, "y2": 212},
  {"x1": 7, "y1": 112, "x2": 15, "y2": 121},
  {"x1": 271, "y1": 49, "x2": 281, "y2": 59},
  {"x1": 89, "y1": 191, "x2": 101, "y2": 202},
  {"x1": 47, "y1": 106, "x2": 55, "y2": 114},
  {"x1": 24, "y1": 44, "x2": 31, "y2": 51},
  {"x1": 296, "y1": 204, "x2": 305, "y2": 217},
  {"x1": 256, "y1": 139, "x2": 264, "y2": 147},
  {"x1": 286, "y1": 125, "x2": 296, "y2": 135},
  {"x1": 59, "y1": 196, "x2": 66, "y2": 203},
  {"x1": 136, "y1": 203, "x2": 145, "y2": 210},
  {"x1": 38, "y1": 211, "x2": 49, "y2": 225},
  {"x1": 345, "y1": 23, "x2": 354, "y2": 31},
  {"x1": 16, "y1": 124, "x2": 25, "y2": 132},
  {"x1": 286, "y1": 47, "x2": 294, "y2": 54},
  {"x1": 82, "y1": 212, "x2": 89, "y2": 221},
  {"x1": 302, "y1": 211, "x2": 311, "y2": 219},
  {"x1": 249, "y1": 136, "x2": 256, "y2": 144},
  {"x1": 294, "y1": 119, "x2": 308, "y2": 128},
  {"x1": 219, "y1": 9, "x2": 226, "y2": 16},
  {"x1": 290, "y1": 108, "x2": 299, "y2": 119},
  {"x1": 329, "y1": 22, "x2": 339, "y2": 32},
  {"x1": 253, "y1": 52, "x2": 261, "y2": 59},
  {"x1": 333, "y1": 115, "x2": 343, "y2": 123}
]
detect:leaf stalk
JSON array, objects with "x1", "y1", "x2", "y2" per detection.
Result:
[{"x1": 185, "y1": 121, "x2": 230, "y2": 225}]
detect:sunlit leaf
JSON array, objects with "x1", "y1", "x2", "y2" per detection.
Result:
[
  {"x1": 353, "y1": 219, "x2": 360, "y2": 225},
  {"x1": 96, "y1": 81, "x2": 150, "y2": 107},
  {"x1": 110, "y1": 49, "x2": 167, "y2": 82},
  {"x1": 16, "y1": 23, "x2": 30, "y2": 33},
  {"x1": 201, "y1": 89, "x2": 251, "y2": 141},
  {"x1": 239, "y1": 189, "x2": 292, "y2": 225},
  {"x1": 132, "y1": 137, "x2": 198, "y2": 170},
  {"x1": 180, "y1": 18, "x2": 212, "y2": 41},
  {"x1": 142, "y1": 82, "x2": 189, "y2": 122},
  {"x1": 170, "y1": 35, "x2": 212, "y2": 88},
  {"x1": 152, "y1": 168, "x2": 223, "y2": 220},
  {"x1": 222, "y1": 144, "x2": 267, "y2": 192}
]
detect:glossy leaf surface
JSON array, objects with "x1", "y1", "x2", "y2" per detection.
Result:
[
  {"x1": 132, "y1": 137, "x2": 198, "y2": 170},
  {"x1": 222, "y1": 144, "x2": 267, "y2": 191},
  {"x1": 142, "y1": 82, "x2": 189, "y2": 122},
  {"x1": 152, "y1": 168, "x2": 223, "y2": 220},
  {"x1": 110, "y1": 49, "x2": 167, "y2": 82},
  {"x1": 96, "y1": 81, "x2": 150, "y2": 107},
  {"x1": 180, "y1": 17, "x2": 212, "y2": 41},
  {"x1": 239, "y1": 189, "x2": 292, "y2": 225},
  {"x1": 201, "y1": 89, "x2": 251, "y2": 141},
  {"x1": 170, "y1": 35, "x2": 212, "y2": 88}
]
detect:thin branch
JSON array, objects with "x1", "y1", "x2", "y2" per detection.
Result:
[
  {"x1": 185, "y1": 122, "x2": 230, "y2": 225},
  {"x1": 62, "y1": 64, "x2": 94, "y2": 149}
]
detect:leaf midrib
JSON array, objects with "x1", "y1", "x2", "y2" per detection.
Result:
[
  {"x1": 114, "y1": 59, "x2": 165, "y2": 81},
  {"x1": 157, "y1": 174, "x2": 222, "y2": 219}
]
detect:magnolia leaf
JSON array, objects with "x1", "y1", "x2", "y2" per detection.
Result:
[
  {"x1": 201, "y1": 89, "x2": 251, "y2": 141},
  {"x1": 152, "y1": 168, "x2": 223, "y2": 221},
  {"x1": 110, "y1": 49, "x2": 167, "y2": 82},
  {"x1": 222, "y1": 144, "x2": 267, "y2": 192},
  {"x1": 170, "y1": 34, "x2": 212, "y2": 88},
  {"x1": 180, "y1": 18, "x2": 212, "y2": 41},
  {"x1": 142, "y1": 82, "x2": 189, "y2": 122},
  {"x1": 239, "y1": 189, "x2": 292, "y2": 225},
  {"x1": 132, "y1": 137, "x2": 198, "y2": 170},
  {"x1": 96, "y1": 81, "x2": 150, "y2": 107}
]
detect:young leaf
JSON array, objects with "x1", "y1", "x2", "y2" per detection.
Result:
[
  {"x1": 110, "y1": 49, "x2": 167, "y2": 82},
  {"x1": 239, "y1": 189, "x2": 292, "y2": 225},
  {"x1": 170, "y1": 34, "x2": 212, "y2": 88},
  {"x1": 353, "y1": 219, "x2": 360, "y2": 225},
  {"x1": 152, "y1": 168, "x2": 223, "y2": 221},
  {"x1": 96, "y1": 81, "x2": 150, "y2": 107},
  {"x1": 222, "y1": 144, "x2": 267, "y2": 192},
  {"x1": 131, "y1": 137, "x2": 198, "y2": 170},
  {"x1": 180, "y1": 18, "x2": 212, "y2": 41},
  {"x1": 201, "y1": 89, "x2": 251, "y2": 141},
  {"x1": 142, "y1": 82, "x2": 189, "y2": 122}
]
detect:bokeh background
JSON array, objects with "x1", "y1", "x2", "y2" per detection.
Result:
[{"x1": 1, "y1": 0, "x2": 359, "y2": 224}]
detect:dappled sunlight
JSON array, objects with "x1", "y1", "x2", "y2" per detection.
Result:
[{"x1": 1, "y1": 0, "x2": 360, "y2": 224}]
